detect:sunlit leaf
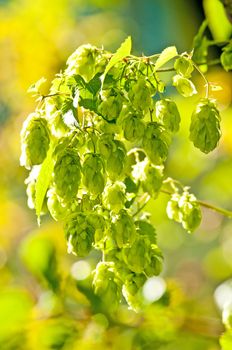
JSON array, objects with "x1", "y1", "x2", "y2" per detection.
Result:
[
  {"x1": 154, "y1": 46, "x2": 178, "y2": 70},
  {"x1": 102, "y1": 36, "x2": 132, "y2": 84},
  {"x1": 35, "y1": 144, "x2": 54, "y2": 223}
]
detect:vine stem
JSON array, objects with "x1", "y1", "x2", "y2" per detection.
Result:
[
  {"x1": 192, "y1": 62, "x2": 209, "y2": 99},
  {"x1": 160, "y1": 189, "x2": 232, "y2": 218}
]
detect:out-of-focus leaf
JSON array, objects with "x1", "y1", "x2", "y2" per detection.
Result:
[
  {"x1": 20, "y1": 234, "x2": 59, "y2": 291},
  {"x1": 220, "y1": 331, "x2": 232, "y2": 350},
  {"x1": 203, "y1": 0, "x2": 232, "y2": 41},
  {"x1": 192, "y1": 20, "x2": 209, "y2": 71},
  {"x1": 27, "y1": 77, "x2": 47, "y2": 94},
  {"x1": 0, "y1": 289, "x2": 33, "y2": 342}
]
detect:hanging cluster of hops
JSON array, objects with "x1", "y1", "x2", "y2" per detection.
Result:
[{"x1": 20, "y1": 37, "x2": 222, "y2": 311}]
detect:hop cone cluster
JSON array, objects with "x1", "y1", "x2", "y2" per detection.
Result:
[{"x1": 20, "y1": 40, "x2": 221, "y2": 311}]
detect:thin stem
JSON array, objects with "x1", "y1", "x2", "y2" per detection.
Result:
[
  {"x1": 155, "y1": 59, "x2": 221, "y2": 73},
  {"x1": 192, "y1": 62, "x2": 209, "y2": 99},
  {"x1": 133, "y1": 194, "x2": 151, "y2": 217},
  {"x1": 160, "y1": 189, "x2": 232, "y2": 218}
]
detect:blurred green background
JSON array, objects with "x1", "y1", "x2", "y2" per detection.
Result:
[{"x1": 1, "y1": 0, "x2": 232, "y2": 349}]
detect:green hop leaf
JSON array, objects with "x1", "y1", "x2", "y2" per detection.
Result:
[
  {"x1": 142, "y1": 122, "x2": 171, "y2": 165},
  {"x1": 174, "y1": 56, "x2": 194, "y2": 78},
  {"x1": 112, "y1": 209, "x2": 137, "y2": 248},
  {"x1": 173, "y1": 74, "x2": 197, "y2": 97},
  {"x1": 20, "y1": 113, "x2": 50, "y2": 169},
  {"x1": 189, "y1": 98, "x2": 221, "y2": 153},
  {"x1": 53, "y1": 148, "x2": 81, "y2": 201},
  {"x1": 155, "y1": 98, "x2": 181, "y2": 133},
  {"x1": 47, "y1": 188, "x2": 67, "y2": 221}
]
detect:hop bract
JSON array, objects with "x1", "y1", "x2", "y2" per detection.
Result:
[
  {"x1": 174, "y1": 56, "x2": 194, "y2": 78},
  {"x1": 189, "y1": 98, "x2": 221, "y2": 153},
  {"x1": 173, "y1": 74, "x2": 197, "y2": 97},
  {"x1": 20, "y1": 113, "x2": 50, "y2": 169}
]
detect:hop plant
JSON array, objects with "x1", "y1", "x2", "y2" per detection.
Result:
[
  {"x1": 155, "y1": 99, "x2": 181, "y2": 133},
  {"x1": 128, "y1": 77, "x2": 153, "y2": 110},
  {"x1": 53, "y1": 148, "x2": 81, "y2": 201},
  {"x1": 66, "y1": 44, "x2": 108, "y2": 82},
  {"x1": 82, "y1": 153, "x2": 105, "y2": 196},
  {"x1": 142, "y1": 122, "x2": 171, "y2": 165},
  {"x1": 112, "y1": 209, "x2": 137, "y2": 248},
  {"x1": 20, "y1": 113, "x2": 50, "y2": 169},
  {"x1": 189, "y1": 98, "x2": 221, "y2": 153},
  {"x1": 172, "y1": 74, "x2": 197, "y2": 97},
  {"x1": 174, "y1": 55, "x2": 194, "y2": 78},
  {"x1": 20, "y1": 36, "x2": 227, "y2": 311},
  {"x1": 93, "y1": 262, "x2": 122, "y2": 310},
  {"x1": 102, "y1": 181, "x2": 126, "y2": 213},
  {"x1": 167, "y1": 190, "x2": 202, "y2": 232},
  {"x1": 65, "y1": 213, "x2": 95, "y2": 256}
]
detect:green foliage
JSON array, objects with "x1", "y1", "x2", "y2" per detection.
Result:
[{"x1": 20, "y1": 34, "x2": 229, "y2": 313}]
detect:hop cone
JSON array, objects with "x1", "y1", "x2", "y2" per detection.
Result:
[
  {"x1": 112, "y1": 209, "x2": 137, "y2": 248},
  {"x1": 93, "y1": 262, "x2": 121, "y2": 310},
  {"x1": 65, "y1": 213, "x2": 94, "y2": 256},
  {"x1": 20, "y1": 113, "x2": 50, "y2": 169},
  {"x1": 53, "y1": 148, "x2": 81, "y2": 201},
  {"x1": 190, "y1": 98, "x2": 221, "y2": 153},
  {"x1": 142, "y1": 122, "x2": 171, "y2": 165}
]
